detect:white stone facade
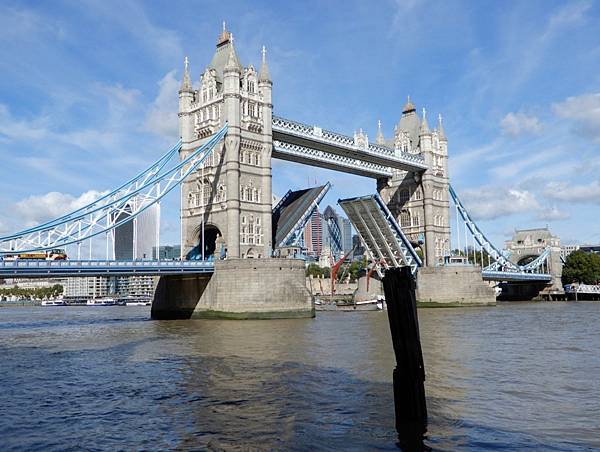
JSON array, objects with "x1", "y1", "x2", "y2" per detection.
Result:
[
  {"x1": 377, "y1": 101, "x2": 451, "y2": 266},
  {"x1": 179, "y1": 26, "x2": 272, "y2": 260}
]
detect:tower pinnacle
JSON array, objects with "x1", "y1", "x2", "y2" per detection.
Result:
[
  {"x1": 376, "y1": 119, "x2": 385, "y2": 144},
  {"x1": 438, "y1": 113, "x2": 447, "y2": 141},
  {"x1": 180, "y1": 55, "x2": 193, "y2": 92},
  {"x1": 217, "y1": 20, "x2": 232, "y2": 46},
  {"x1": 259, "y1": 45, "x2": 271, "y2": 82},
  {"x1": 419, "y1": 107, "x2": 430, "y2": 135},
  {"x1": 403, "y1": 95, "x2": 416, "y2": 113}
]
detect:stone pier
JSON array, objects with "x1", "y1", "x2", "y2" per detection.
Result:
[
  {"x1": 416, "y1": 266, "x2": 496, "y2": 306},
  {"x1": 152, "y1": 258, "x2": 314, "y2": 320}
]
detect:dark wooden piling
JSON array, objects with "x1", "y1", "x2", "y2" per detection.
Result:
[{"x1": 382, "y1": 266, "x2": 428, "y2": 449}]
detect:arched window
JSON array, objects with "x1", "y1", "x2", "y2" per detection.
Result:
[
  {"x1": 400, "y1": 210, "x2": 411, "y2": 228},
  {"x1": 217, "y1": 185, "x2": 226, "y2": 202},
  {"x1": 415, "y1": 188, "x2": 422, "y2": 201},
  {"x1": 201, "y1": 179, "x2": 212, "y2": 206},
  {"x1": 412, "y1": 213, "x2": 420, "y2": 227}
]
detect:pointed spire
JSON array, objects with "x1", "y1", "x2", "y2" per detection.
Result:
[
  {"x1": 402, "y1": 95, "x2": 416, "y2": 113},
  {"x1": 180, "y1": 56, "x2": 193, "y2": 92},
  {"x1": 259, "y1": 45, "x2": 271, "y2": 82},
  {"x1": 437, "y1": 113, "x2": 447, "y2": 141},
  {"x1": 419, "y1": 107, "x2": 430, "y2": 135},
  {"x1": 224, "y1": 38, "x2": 240, "y2": 73},
  {"x1": 217, "y1": 20, "x2": 231, "y2": 46},
  {"x1": 376, "y1": 119, "x2": 385, "y2": 144}
]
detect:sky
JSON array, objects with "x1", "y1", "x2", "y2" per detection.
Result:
[{"x1": 0, "y1": 0, "x2": 599, "y2": 253}]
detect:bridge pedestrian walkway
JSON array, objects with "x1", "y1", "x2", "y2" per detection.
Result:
[{"x1": 0, "y1": 260, "x2": 214, "y2": 278}]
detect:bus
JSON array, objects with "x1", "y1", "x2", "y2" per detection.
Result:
[{"x1": 2, "y1": 249, "x2": 68, "y2": 261}]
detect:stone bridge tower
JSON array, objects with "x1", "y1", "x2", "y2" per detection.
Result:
[
  {"x1": 179, "y1": 25, "x2": 273, "y2": 260},
  {"x1": 377, "y1": 99, "x2": 451, "y2": 266}
]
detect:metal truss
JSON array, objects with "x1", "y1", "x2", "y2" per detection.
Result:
[
  {"x1": 272, "y1": 116, "x2": 428, "y2": 172},
  {"x1": 2, "y1": 142, "x2": 181, "y2": 240},
  {"x1": 0, "y1": 125, "x2": 228, "y2": 253},
  {"x1": 449, "y1": 184, "x2": 552, "y2": 280},
  {"x1": 279, "y1": 183, "x2": 331, "y2": 247},
  {"x1": 273, "y1": 140, "x2": 392, "y2": 178},
  {"x1": 339, "y1": 193, "x2": 421, "y2": 277}
]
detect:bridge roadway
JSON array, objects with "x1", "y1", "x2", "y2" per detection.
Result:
[
  {"x1": 481, "y1": 270, "x2": 552, "y2": 282},
  {"x1": 0, "y1": 260, "x2": 214, "y2": 278},
  {"x1": 272, "y1": 116, "x2": 428, "y2": 178}
]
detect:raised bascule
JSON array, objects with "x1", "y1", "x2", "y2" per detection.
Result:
[{"x1": 0, "y1": 24, "x2": 564, "y2": 317}]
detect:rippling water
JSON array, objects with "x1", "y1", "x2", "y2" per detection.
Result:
[{"x1": 1, "y1": 302, "x2": 599, "y2": 450}]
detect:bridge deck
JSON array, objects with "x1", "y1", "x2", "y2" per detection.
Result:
[
  {"x1": 0, "y1": 260, "x2": 214, "y2": 278},
  {"x1": 272, "y1": 116, "x2": 428, "y2": 175},
  {"x1": 338, "y1": 194, "x2": 421, "y2": 276},
  {"x1": 481, "y1": 270, "x2": 552, "y2": 282}
]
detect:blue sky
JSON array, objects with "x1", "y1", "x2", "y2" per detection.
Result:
[{"x1": 1, "y1": 0, "x2": 599, "y2": 252}]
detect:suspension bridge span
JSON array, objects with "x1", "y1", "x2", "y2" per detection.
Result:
[{"x1": 0, "y1": 24, "x2": 563, "y2": 317}]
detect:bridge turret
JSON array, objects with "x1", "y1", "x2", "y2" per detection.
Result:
[
  {"x1": 178, "y1": 56, "x2": 195, "y2": 143},
  {"x1": 223, "y1": 39, "x2": 242, "y2": 258},
  {"x1": 259, "y1": 45, "x2": 273, "y2": 256}
]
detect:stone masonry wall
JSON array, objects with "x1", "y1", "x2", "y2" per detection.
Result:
[
  {"x1": 193, "y1": 258, "x2": 314, "y2": 318},
  {"x1": 417, "y1": 266, "x2": 496, "y2": 305}
]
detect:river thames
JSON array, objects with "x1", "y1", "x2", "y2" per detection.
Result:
[{"x1": 0, "y1": 302, "x2": 598, "y2": 450}]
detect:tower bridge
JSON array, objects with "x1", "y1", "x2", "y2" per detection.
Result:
[{"x1": 0, "y1": 24, "x2": 562, "y2": 317}]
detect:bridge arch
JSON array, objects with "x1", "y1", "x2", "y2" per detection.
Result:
[{"x1": 187, "y1": 223, "x2": 224, "y2": 260}]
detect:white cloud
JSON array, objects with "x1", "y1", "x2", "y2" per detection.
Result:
[
  {"x1": 460, "y1": 186, "x2": 540, "y2": 220},
  {"x1": 500, "y1": 112, "x2": 542, "y2": 137},
  {"x1": 145, "y1": 70, "x2": 179, "y2": 140},
  {"x1": 536, "y1": 206, "x2": 570, "y2": 221},
  {"x1": 543, "y1": 180, "x2": 600, "y2": 204},
  {"x1": 552, "y1": 92, "x2": 600, "y2": 143},
  {"x1": 545, "y1": 1, "x2": 591, "y2": 38},
  {"x1": 14, "y1": 190, "x2": 108, "y2": 227}
]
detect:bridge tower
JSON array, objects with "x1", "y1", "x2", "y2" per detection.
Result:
[
  {"x1": 179, "y1": 24, "x2": 273, "y2": 260},
  {"x1": 377, "y1": 99, "x2": 451, "y2": 266}
]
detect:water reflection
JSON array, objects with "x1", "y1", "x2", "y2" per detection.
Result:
[{"x1": 0, "y1": 304, "x2": 599, "y2": 450}]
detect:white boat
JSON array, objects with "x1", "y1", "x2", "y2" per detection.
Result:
[
  {"x1": 125, "y1": 300, "x2": 152, "y2": 306},
  {"x1": 355, "y1": 298, "x2": 386, "y2": 311},
  {"x1": 87, "y1": 297, "x2": 116, "y2": 306},
  {"x1": 41, "y1": 298, "x2": 66, "y2": 306}
]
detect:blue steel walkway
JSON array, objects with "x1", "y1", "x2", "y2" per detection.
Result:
[{"x1": 0, "y1": 260, "x2": 214, "y2": 278}]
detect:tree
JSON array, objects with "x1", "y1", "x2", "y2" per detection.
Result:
[{"x1": 562, "y1": 250, "x2": 600, "y2": 285}]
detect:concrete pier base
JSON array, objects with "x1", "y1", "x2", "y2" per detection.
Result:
[
  {"x1": 151, "y1": 258, "x2": 314, "y2": 320},
  {"x1": 353, "y1": 274, "x2": 384, "y2": 302},
  {"x1": 416, "y1": 266, "x2": 496, "y2": 306}
]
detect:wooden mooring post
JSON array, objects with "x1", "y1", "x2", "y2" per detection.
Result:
[{"x1": 382, "y1": 266, "x2": 428, "y2": 449}]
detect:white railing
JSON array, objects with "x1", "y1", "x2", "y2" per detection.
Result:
[
  {"x1": 272, "y1": 115, "x2": 427, "y2": 170},
  {"x1": 273, "y1": 141, "x2": 392, "y2": 177}
]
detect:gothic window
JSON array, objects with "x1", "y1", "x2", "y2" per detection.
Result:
[
  {"x1": 400, "y1": 210, "x2": 411, "y2": 228},
  {"x1": 414, "y1": 188, "x2": 422, "y2": 201},
  {"x1": 201, "y1": 179, "x2": 212, "y2": 206},
  {"x1": 412, "y1": 213, "x2": 420, "y2": 227},
  {"x1": 216, "y1": 185, "x2": 226, "y2": 202},
  {"x1": 398, "y1": 188, "x2": 410, "y2": 204},
  {"x1": 249, "y1": 81, "x2": 255, "y2": 93},
  {"x1": 242, "y1": 215, "x2": 246, "y2": 224}
]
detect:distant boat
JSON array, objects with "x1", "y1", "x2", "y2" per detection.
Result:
[
  {"x1": 41, "y1": 298, "x2": 66, "y2": 306},
  {"x1": 87, "y1": 297, "x2": 116, "y2": 306},
  {"x1": 125, "y1": 300, "x2": 152, "y2": 306}
]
